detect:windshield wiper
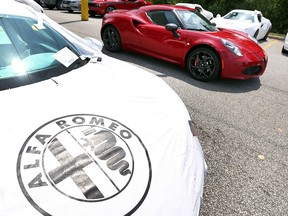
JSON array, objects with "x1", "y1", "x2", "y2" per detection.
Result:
[{"x1": 69, "y1": 57, "x2": 90, "y2": 69}]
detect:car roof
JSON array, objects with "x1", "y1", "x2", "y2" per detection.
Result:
[
  {"x1": 139, "y1": 4, "x2": 196, "y2": 12},
  {"x1": 176, "y1": 3, "x2": 196, "y2": 8},
  {"x1": 13, "y1": 0, "x2": 44, "y2": 13},
  {"x1": 228, "y1": 9, "x2": 260, "y2": 15},
  {"x1": 0, "y1": 1, "x2": 39, "y2": 17}
]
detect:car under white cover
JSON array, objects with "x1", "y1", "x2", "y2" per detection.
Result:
[{"x1": 0, "y1": 1, "x2": 206, "y2": 216}]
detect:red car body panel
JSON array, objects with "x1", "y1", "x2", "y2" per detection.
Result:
[
  {"x1": 101, "y1": 5, "x2": 268, "y2": 80},
  {"x1": 88, "y1": 0, "x2": 152, "y2": 16}
]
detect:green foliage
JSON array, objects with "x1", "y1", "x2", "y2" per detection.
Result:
[{"x1": 149, "y1": 0, "x2": 288, "y2": 33}]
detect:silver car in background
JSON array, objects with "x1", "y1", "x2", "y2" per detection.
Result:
[{"x1": 62, "y1": 0, "x2": 81, "y2": 13}]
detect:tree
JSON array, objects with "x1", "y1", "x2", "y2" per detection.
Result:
[{"x1": 155, "y1": 0, "x2": 288, "y2": 33}]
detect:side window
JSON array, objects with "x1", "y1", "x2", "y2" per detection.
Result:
[
  {"x1": 147, "y1": 10, "x2": 180, "y2": 27},
  {"x1": 257, "y1": 14, "x2": 262, "y2": 22},
  {"x1": 195, "y1": 6, "x2": 202, "y2": 13}
]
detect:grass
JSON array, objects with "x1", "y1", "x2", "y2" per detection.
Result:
[{"x1": 269, "y1": 32, "x2": 285, "y2": 39}]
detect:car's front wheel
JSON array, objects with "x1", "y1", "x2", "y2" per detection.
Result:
[
  {"x1": 102, "y1": 26, "x2": 122, "y2": 52},
  {"x1": 186, "y1": 47, "x2": 221, "y2": 81}
]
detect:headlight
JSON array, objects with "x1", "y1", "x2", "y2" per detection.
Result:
[{"x1": 221, "y1": 39, "x2": 243, "y2": 56}]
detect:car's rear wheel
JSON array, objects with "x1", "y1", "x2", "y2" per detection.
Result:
[
  {"x1": 47, "y1": 4, "x2": 56, "y2": 9},
  {"x1": 186, "y1": 47, "x2": 221, "y2": 81},
  {"x1": 56, "y1": 0, "x2": 62, "y2": 10},
  {"x1": 263, "y1": 27, "x2": 271, "y2": 40},
  {"x1": 102, "y1": 26, "x2": 122, "y2": 52},
  {"x1": 105, "y1": 6, "x2": 115, "y2": 14}
]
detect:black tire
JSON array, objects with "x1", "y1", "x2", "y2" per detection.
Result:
[
  {"x1": 47, "y1": 5, "x2": 55, "y2": 10},
  {"x1": 68, "y1": 10, "x2": 73, "y2": 13},
  {"x1": 56, "y1": 1, "x2": 62, "y2": 10},
  {"x1": 102, "y1": 26, "x2": 122, "y2": 52},
  {"x1": 263, "y1": 28, "x2": 271, "y2": 40},
  {"x1": 186, "y1": 47, "x2": 221, "y2": 81},
  {"x1": 105, "y1": 6, "x2": 115, "y2": 14}
]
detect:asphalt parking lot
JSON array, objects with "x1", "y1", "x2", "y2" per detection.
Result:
[{"x1": 45, "y1": 10, "x2": 288, "y2": 216}]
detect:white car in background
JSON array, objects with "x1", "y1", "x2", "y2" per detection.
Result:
[
  {"x1": 282, "y1": 32, "x2": 288, "y2": 53},
  {"x1": 211, "y1": 9, "x2": 272, "y2": 40},
  {"x1": 176, "y1": 3, "x2": 214, "y2": 20},
  {"x1": 0, "y1": 1, "x2": 206, "y2": 216}
]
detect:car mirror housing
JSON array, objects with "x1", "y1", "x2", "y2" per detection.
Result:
[{"x1": 165, "y1": 23, "x2": 180, "y2": 38}]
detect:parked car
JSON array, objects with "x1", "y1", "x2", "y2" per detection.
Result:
[
  {"x1": 176, "y1": 3, "x2": 213, "y2": 20},
  {"x1": 34, "y1": 0, "x2": 45, "y2": 5},
  {"x1": 101, "y1": 5, "x2": 268, "y2": 81},
  {"x1": 62, "y1": 0, "x2": 81, "y2": 12},
  {"x1": 211, "y1": 9, "x2": 272, "y2": 41},
  {"x1": 282, "y1": 32, "x2": 288, "y2": 53},
  {"x1": 88, "y1": 0, "x2": 152, "y2": 17},
  {"x1": 42, "y1": 0, "x2": 63, "y2": 9},
  {"x1": 0, "y1": 1, "x2": 206, "y2": 215}
]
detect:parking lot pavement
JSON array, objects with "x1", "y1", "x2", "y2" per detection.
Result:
[{"x1": 45, "y1": 9, "x2": 288, "y2": 216}]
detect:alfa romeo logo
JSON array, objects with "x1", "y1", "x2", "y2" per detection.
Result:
[{"x1": 17, "y1": 114, "x2": 151, "y2": 215}]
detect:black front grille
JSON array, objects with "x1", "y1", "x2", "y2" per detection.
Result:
[{"x1": 242, "y1": 66, "x2": 261, "y2": 75}]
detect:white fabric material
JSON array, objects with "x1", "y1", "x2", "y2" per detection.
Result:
[
  {"x1": 0, "y1": 1, "x2": 206, "y2": 215},
  {"x1": 0, "y1": 57, "x2": 206, "y2": 216}
]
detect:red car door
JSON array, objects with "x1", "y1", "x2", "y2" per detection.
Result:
[{"x1": 134, "y1": 10, "x2": 187, "y2": 65}]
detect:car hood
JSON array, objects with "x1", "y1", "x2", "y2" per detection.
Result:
[
  {"x1": 0, "y1": 54, "x2": 206, "y2": 215},
  {"x1": 211, "y1": 18, "x2": 255, "y2": 31},
  {"x1": 210, "y1": 28, "x2": 263, "y2": 53}
]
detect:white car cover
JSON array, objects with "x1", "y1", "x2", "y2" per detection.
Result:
[
  {"x1": 0, "y1": 1, "x2": 206, "y2": 215},
  {"x1": 12, "y1": 0, "x2": 44, "y2": 13}
]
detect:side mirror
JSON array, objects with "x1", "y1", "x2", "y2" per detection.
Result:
[
  {"x1": 216, "y1": 14, "x2": 221, "y2": 18},
  {"x1": 165, "y1": 23, "x2": 180, "y2": 38}
]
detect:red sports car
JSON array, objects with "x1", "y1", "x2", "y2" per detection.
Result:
[
  {"x1": 88, "y1": 0, "x2": 152, "y2": 17},
  {"x1": 101, "y1": 5, "x2": 268, "y2": 81}
]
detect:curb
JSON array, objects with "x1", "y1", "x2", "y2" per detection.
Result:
[{"x1": 269, "y1": 34, "x2": 285, "y2": 40}]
